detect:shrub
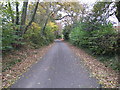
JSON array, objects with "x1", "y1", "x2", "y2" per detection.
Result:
[
  {"x1": 23, "y1": 22, "x2": 56, "y2": 48},
  {"x1": 68, "y1": 22, "x2": 119, "y2": 70},
  {"x1": 69, "y1": 23, "x2": 117, "y2": 55},
  {"x1": 2, "y1": 23, "x2": 22, "y2": 51},
  {"x1": 63, "y1": 25, "x2": 72, "y2": 40},
  {"x1": 23, "y1": 22, "x2": 45, "y2": 48},
  {"x1": 88, "y1": 24, "x2": 117, "y2": 55}
]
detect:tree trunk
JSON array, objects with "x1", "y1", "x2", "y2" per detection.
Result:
[
  {"x1": 8, "y1": 1, "x2": 14, "y2": 23},
  {"x1": 15, "y1": 1, "x2": 20, "y2": 36},
  {"x1": 20, "y1": 0, "x2": 28, "y2": 35},
  {"x1": 23, "y1": 0, "x2": 39, "y2": 34},
  {"x1": 16, "y1": 1, "x2": 19, "y2": 25},
  {"x1": 117, "y1": 22, "x2": 120, "y2": 87},
  {"x1": 40, "y1": 15, "x2": 49, "y2": 36},
  {"x1": 115, "y1": 2, "x2": 120, "y2": 22},
  {"x1": 115, "y1": 1, "x2": 120, "y2": 87}
]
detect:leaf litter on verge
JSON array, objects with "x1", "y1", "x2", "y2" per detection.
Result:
[{"x1": 66, "y1": 42, "x2": 118, "y2": 88}]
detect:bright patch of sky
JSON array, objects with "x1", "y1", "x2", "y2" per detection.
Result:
[
  {"x1": 59, "y1": 0, "x2": 118, "y2": 26},
  {"x1": 79, "y1": 0, "x2": 97, "y2": 4},
  {"x1": 80, "y1": 0, "x2": 118, "y2": 26}
]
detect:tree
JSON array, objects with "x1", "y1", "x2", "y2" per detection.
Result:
[
  {"x1": 15, "y1": 1, "x2": 19, "y2": 25},
  {"x1": 38, "y1": 2, "x2": 63, "y2": 35},
  {"x1": 115, "y1": 1, "x2": 120, "y2": 22},
  {"x1": 23, "y1": 0, "x2": 39, "y2": 34},
  {"x1": 15, "y1": 1, "x2": 20, "y2": 36},
  {"x1": 8, "y1": 1, "x2": 14, "y2": 23},
  {"x1": 20, "y1": 0, "x2": 28, "y2": 35},
  {"x1": 115, "y1": 1, "x2": 120, "y2": 86}
]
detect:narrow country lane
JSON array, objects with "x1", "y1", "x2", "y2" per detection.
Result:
[{"x1": 11, "y1": 41, "x2": 99, "y2": 88}]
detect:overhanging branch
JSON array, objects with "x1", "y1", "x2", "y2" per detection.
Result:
[{"x1": 55, "y1": 15, "x2": 72, "y2": 20}]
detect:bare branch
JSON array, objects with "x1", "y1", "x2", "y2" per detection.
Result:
[{"x1": 55, "y1": 15, "x2": 72, "y2": 20}]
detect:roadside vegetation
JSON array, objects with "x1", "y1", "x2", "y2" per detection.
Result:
[
  {"x1": 62, "y1": 2, "x2": 120, "y2": 87},
  {"x1": 68, "y1": 22, "x2": 119, "y2": 71},
  {"x1": 63, "y1": 2, "x2": 120, "y2": 72}
]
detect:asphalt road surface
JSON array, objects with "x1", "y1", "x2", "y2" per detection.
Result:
[{"x1": 11, "y1": 41, "x2": 99, "y2": 88}]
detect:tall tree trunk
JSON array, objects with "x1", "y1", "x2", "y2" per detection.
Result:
[
  {"x1": 115, "y1": 2, "x2": 120, "y2": 22},
  {"x1": 41, "y1": 15, "x2": 49, "y2": 36},
  {"x1": 20, "y1": 0, "x2": 28, "y2": 35},
  {"x1": 8, "y1": 1, "x2": 14, "y2": 23},
  {"x1": 15, "y1": 1, "x2": 20, "y2": 35},
  {"x1": 117, "y1": 22, "x2": 120, "y2": 87},
  {"x1": 16, "y1": 1, "x2": 19, "y2": 25},
  {"x1": 115, "y1": 1, "x2": 120, "y2": 87},
  {"x1": 23, "y1": 0, "x2": 39, "y2": 34}
]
